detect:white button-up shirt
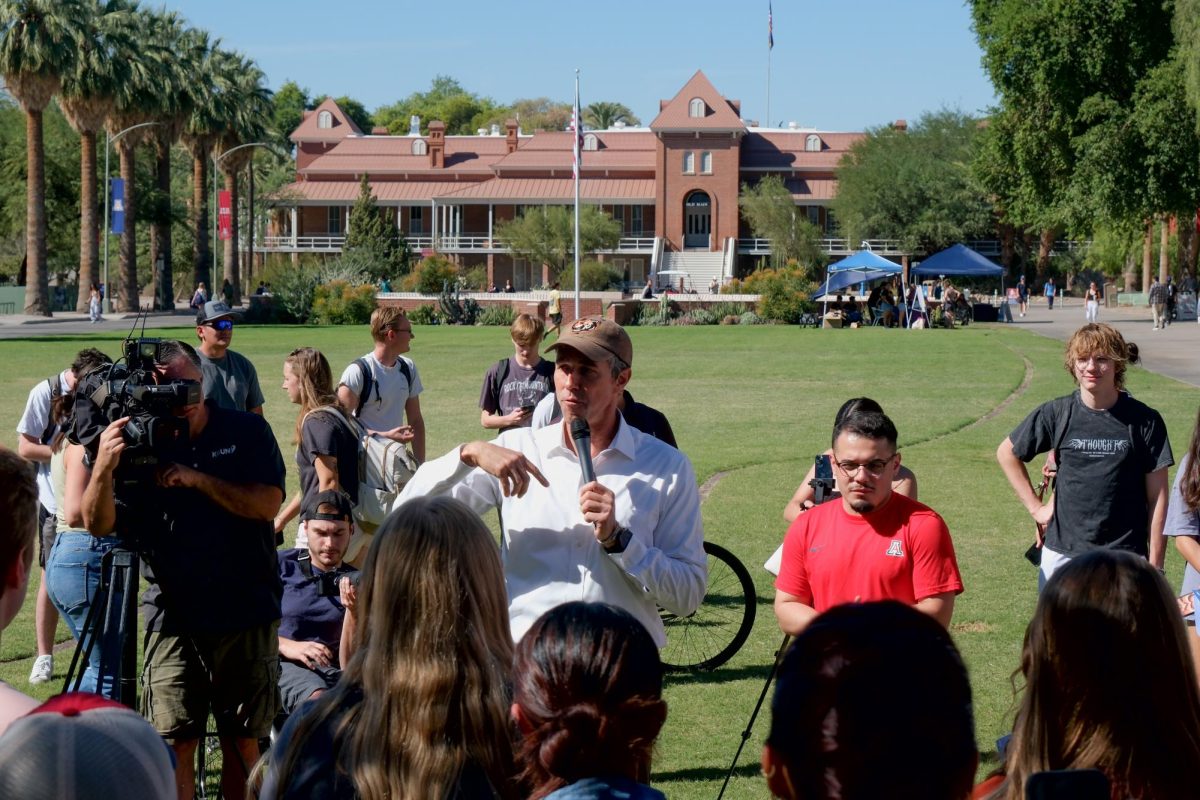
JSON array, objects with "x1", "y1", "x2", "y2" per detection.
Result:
[{"x1": 396, "y1": 415, "x2": 707, "y2": 645}]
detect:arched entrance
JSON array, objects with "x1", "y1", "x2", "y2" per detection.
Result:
[{"x1": 683, "y1": 191, "x2": 711, "y2": 249}]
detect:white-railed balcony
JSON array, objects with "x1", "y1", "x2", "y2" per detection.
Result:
[
  {"x1": 256, "y1": 234, "x2": 656, "y2": 255},
  {"x1": 738, "y1": 238, "x2": 1088, "y2": 259}
]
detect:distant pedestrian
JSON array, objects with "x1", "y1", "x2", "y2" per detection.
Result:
[
  {"x1": 546, "y1": 281, "x2": 562, "y2": 338},
  {"x1": 1043, "y1": 277, "x2": 1056, "y2": 310},
  {"x1": 1149, "y1": 277, "x2": 1167, "y2": 330},
  {"x1": 221, "y1": 278, "x2": 234, "y2": 307},
  {"x1": 87, "y1": 284, "x2": 103, "y2": 324},
  {"x1": 1084, "y1": 281, "x2": 1100, "y2": 324},
  {"x1": 1017, "y1": 275, "x2": 1029, "y2": 317},
  {"x1": 709, "y1": 276, "x2": 720, "y2": 294},
  {"x1": 504, "y1": 279, "x2": 515, "y2": 293},
  {"x1": 189, "y1": 281, "x2": 207, "y2": 310},
  {"x1": 1166, "y1": 276, "x2": 1177, "y2": 325}
]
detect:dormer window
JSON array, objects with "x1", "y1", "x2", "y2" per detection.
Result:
[
  {"x1": 582, "y1": 133, "x2": 599, "y2": 151},
  {"x1": 805, "y1": 134, "x2": 821, "y2": 152},
  {"x1": 412, "y1": 139, "x2": 427, "y2": 156},
  {"x1": 688, "y1": 98, "x2": 706, "y2": 118},
  {"x1": 317, "y1": 110, "x2": 333, "y2": 129}
]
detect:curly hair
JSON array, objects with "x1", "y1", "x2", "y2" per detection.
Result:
[{"x1": 1064, "y1": 323, "x2": 1131, "y2": 391}]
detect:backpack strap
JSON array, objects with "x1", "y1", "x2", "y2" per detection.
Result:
[
  {"x1": 39, "y1": 375, "x2": 63, "y2": 444},
  {"x1": 353, "y1": 358, "x2": 375, "y2": 418}
]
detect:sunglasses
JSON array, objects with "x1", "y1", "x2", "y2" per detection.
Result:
[{"x1": 204, "y1": 319, "x2": 234, "y2": 331}]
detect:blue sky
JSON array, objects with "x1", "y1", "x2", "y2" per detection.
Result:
[{"x1": 166, "y1": 0, "x2": 996, "y2": 131}]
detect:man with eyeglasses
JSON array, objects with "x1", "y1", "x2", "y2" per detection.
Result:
[
  {"x1": 997, "y1": 323, "x2": 1171, "y2": 588},
  {"x1": 774, "y1": 409, "x2": 963, "y2": 636},
  {"x1": 195, "y1": 300, "x2": 265, "y2": 415}
]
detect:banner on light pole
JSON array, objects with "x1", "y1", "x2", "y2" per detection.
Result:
[
  {"x1": 110, "y1": 178, "x2": 125, "y2": 235},
  {"x1": 218, "y1": 190, "x2": 233, "y2": 241}
]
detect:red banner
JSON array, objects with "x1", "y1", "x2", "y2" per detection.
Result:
[{"x1": 218, "y1": 190, "x2": 233, "y2": 241}]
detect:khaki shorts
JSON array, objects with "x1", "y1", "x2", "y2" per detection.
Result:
[{"x1": 142, "y1": 621, "x2": 280, "y2": 742}]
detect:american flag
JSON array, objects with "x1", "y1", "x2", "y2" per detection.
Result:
[
  {"x1": 570, "y1": 83, "x2": 582, "y2": 180},
  {"x1": 768, "y1": 1, "x2": 774, "y2": 50}
]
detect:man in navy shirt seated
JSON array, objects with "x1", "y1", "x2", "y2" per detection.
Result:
[{"x1": 277, "y1": 490, "x2": 357, "y2": 714}]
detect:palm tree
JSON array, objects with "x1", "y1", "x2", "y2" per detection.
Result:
[
  {"x1": 214, "y1": 52, "x2": 271, "y2": 305},
  {"x1": 58, "y1": 0, "x2": 135, "y2": 312},
  {"x1": 181, "y1": 36, "x2": 226, "y2": 292},
  {"x1": 584, "y1": 101, "x2": 639, "y2": 130},
  {"x1": 0, "y1": 0, "x2": 89, "y2": 315}
]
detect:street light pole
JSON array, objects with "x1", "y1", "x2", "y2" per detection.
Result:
[
  {"x1": 102, "y1": 121, "x2": 161, "y2": 314},
  {"x1": 212, "y1": 142, "x2": 276, "y2": 295}
]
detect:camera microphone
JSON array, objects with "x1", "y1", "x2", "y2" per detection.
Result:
[{"x1": 570, "y1": 418, "x2": 596, "y2": 483}]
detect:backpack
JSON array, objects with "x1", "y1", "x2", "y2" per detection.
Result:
[
  {"x1": 353, "y1": 356, "x2": 413, "y2": 417},
  {"x1": 304, "y1": 405, "x2": 418, "y2": 529},
  {"x1": 488, "y1": 357, "x2": 511, "y2": 408}
]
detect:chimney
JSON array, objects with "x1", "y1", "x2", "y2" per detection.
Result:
[
  {"x1": 893, "y1": 119, "x2": 908, "y2": 131},
  {"x1": 490, "y1": 123, "x2": 500, "y2": 136},
  {"x1": 505, "y1": 119, "x2": 519, "y2": 153},
  {"x1": 409, "y1": 115, "x2": 421, "y2": 135},
  {"x1": 428, "y1": 120, "x2": 445, "y2": 168}
]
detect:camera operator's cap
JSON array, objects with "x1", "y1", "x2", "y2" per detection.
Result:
[
  {"x1": 301, "y1": 489, "x2": 355, "y2": 523},
  {"x1": 196, "y1": 300, "x2": 242, "y2": 325},
  {"x1": 0, "y1": 692, "x2": 176, "y2": 800},
  {"x1": 545, "y1": 317, "x2": 633, "y2": 367}
]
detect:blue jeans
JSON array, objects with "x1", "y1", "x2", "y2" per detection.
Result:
[{"x1": 45, "y1": 531, "x2": 122, "y2": 696}]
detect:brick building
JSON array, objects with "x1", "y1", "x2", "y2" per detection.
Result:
[{"x1": 265, "y1": 70, "x2": 866, "y2": 291}]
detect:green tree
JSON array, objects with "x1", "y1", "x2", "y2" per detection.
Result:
[
  {"x1": 495, "y1": 205, "x2": 620, "y2": 277},
  {"x1": 180, "y1": 31, "x2": 221, "y2": 290},
  {"x1": 0, "y1": 0, "x2": 89, "y2": 315},
  {"x1": 272, "y1": 80, "x2": 308, "y2": 150},
  {"x1": 510, "y1": 97, "x2": 570, "y2": 132},
  {"x1": 374, "y1": 76, "x2": 506, "y2": 135},
  {"x1": 739, "y1": 175, "x2": 824, "y2": 273},
  {"x1": 832, "y1": 110, "x2": 994, "y2": 256},
  {"x1": 343, "y1": 173, "x2": 409, "y2": 280},
  {"x1": 584, "y1": 101, "x2": 639, "y2": 129}
]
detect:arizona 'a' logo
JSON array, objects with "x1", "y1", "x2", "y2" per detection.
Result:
[{"x1": 885, "y1": 540, "x2": 904, "y2": 557}]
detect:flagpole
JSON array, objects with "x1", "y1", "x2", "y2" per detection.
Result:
[
  {"x1": 766, "y1": 1, "x2": 773, "y2": 127},
  {"x1": 573, "y1": 69, "x2": 582, "y2": 321}
]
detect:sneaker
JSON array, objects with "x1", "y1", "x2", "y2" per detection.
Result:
[{"x1": 28, "y1": 654, "x2": 52, "y2": 685}]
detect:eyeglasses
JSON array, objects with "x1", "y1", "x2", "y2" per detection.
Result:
[
  {"x1": 204, "y1": 319, "x2": 234, "y2": 331},
  {"x1": 833, "y1": 454, "x2": 896, "y2": 478}
]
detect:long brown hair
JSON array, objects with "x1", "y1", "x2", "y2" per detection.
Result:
[
  {"x1": 268, "y1": 496, "x2": 516, "y2": 800},
  {"x1": 1181, "y1": 406, "x2": 1200, "y2": 510},
  {"x1": 986, "y1": 551, "x2": 1200, "y2": 799},
  {"x1": 514, "y1": 602, "x2": 667, "y2": 799},
  {"x1": 285, "y1": 347, "x2": 338, "y2": 445}
]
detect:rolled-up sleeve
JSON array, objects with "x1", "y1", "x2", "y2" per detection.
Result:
[{"x1": 394, "y1": 444, "x2": 501, "y2": 517}]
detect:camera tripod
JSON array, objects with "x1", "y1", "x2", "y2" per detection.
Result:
[{"x1": 61, "y1": 545, "x2": 141, "y2": 708}]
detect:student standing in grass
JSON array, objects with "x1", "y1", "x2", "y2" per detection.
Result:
[
  {"x1": 479, "y1": 314, "x2": 555, "y2": 433},
  {"x1": 997, "y1": 323, "x2": 1171, "y2": 589}
]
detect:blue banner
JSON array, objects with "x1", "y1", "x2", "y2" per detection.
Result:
[{"x1": 110, "y1": 178, "x2": 124, "y2": 235}]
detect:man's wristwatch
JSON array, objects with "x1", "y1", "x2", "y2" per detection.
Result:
[{"x1": 600, "y1": 525, "x2": 633, "y2": 554}]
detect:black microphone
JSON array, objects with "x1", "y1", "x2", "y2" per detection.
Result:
[{"x1": 570, "y1": 418, "x2": 596, "y2": 483}]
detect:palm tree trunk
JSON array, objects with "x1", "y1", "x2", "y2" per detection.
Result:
[
  {"x1": 223, "y1": 170, "x2": 239, "y2": 300},
  {"x1": 23, "y1": 108, "x2": 50, "y2": 316},
  {"x1": 153, "y1": 143, "x2": 173, "y2": 310},
  {"x1": 118, "y1": 140, "x2": 138, "y2": 312},
  {"x1": 76, "y1": 130, "x2": 99, "y2": 313},
  {"x1": 1159, "y1": 216, "x2": 1170, "y2": 283},
  {"x1": 192, "y1": 151, "x2": 211, "y2": 290}
]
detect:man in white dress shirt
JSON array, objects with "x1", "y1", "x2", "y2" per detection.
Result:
[{"x1": 397, "y1": 317, "x2": 706, "y2": 644}]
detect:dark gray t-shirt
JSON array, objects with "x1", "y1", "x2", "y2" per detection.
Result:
[
  {"x1": 297, "y1": 410, "x2": 359, "y2": 506},
  {"x1": 479, "y1": 357, "x2": 554, "y2": 430},
  {"x1": 199, "y1": 349, "x2": 265, "y2": 413},
  {"x1": 1009, "y1": 391, "x2": 1173, "y2": 556}
]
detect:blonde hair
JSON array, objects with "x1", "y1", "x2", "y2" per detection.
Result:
[
  {"x1": 510, "y1": 313, "x2": 545, "y2": 346},
  {"x1": 370, "y1": 306, "x2": 408, "y2": 343},
  {"x1": 285, "y1": 348, "x2": 338, "y2": 445},
  {"x1": 1064, "y1": 323, "x2": 1130, "y2": 390},
  {"x1": 269, "y1": 496, "x2": 517, "y2": 800}
]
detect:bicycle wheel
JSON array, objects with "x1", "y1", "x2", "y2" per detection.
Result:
[
  {"x1": 660, "y1": 541, "x2": 756, "y2": 672},
  {"x1": 194, "y1": 723, "x2": 223, "y2": 799}
]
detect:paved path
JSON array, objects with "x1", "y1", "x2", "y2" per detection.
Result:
[
  {"x1": 1004, "y1": 298, "x2": 1200, "y2": 388},
  {"x1": 0, "y1": 306, "x2": 205, "y2": 339}
]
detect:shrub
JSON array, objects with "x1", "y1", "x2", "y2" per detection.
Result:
[
  {"x1": 265, "y1": 261, "x2": 323, "y2": 323},
  {"x1": 462, "y1": 265, "x2": 489, "y2": 291},
  {"x1": 407, "y1": 304, "x2": 440, "y2": 325},
  {"x1": 312, "y1": 280, "x2": 377, "y2": 325},
  {"x1": 739, "y1": 310, "x2": 764, "y2": 325},
  {"x1": 558, "y1": 260, "x2": 622, "y2": 291},
  {"x1": 402, "y1": 254, "x2": 459, "y2": 294},
  {"x1": 478, "y1": 304, "x2": 517, "y2": 326}
]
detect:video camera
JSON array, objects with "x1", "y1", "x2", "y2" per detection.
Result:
[
  {"x1": 313, "y1": 566, "x2": 359, "y2": 598},
  {"x1": 74, "y1": 337, "x2": 201, "y2": 488}
]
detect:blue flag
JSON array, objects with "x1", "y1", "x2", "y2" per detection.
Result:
[{"x1": 110, "y1": 178, "x2": 125, "y2": 235}]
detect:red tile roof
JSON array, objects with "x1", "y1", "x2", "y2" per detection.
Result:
[
  {"x1": 493, "y1": 130, "x2": 656, "y2": 173},
  {"x1": 740, "y1": 130, "x2": 862, "y2": 171},
  {"x1": 435, "y1": 177, "x2": 656, "y2": 203},
  {"x1": 650, "y1": 70, "x2": 746, "y2": 132},
  {"x1": 302, "y1": 135, "x2": 513, "y2": 176},
  {"x1": 271, "y1": 180, "x2": 483, "y2": 204},
  {"x1": 290, "y1": 98, "x2": 363, "y2": 143}
]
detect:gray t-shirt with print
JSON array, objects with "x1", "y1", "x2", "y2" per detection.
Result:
[
  {"x1": 479, "y1": 357, "x2": 554, "y2": 430},
  {"x1": 1009, "y1": 391, "x2": 1173, "y2": 557},
  {"x1": 1165, "y1": 454, "x2": 1200, "y2": 596}
]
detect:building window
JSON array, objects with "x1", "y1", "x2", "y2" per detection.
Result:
[
  {"x1": 583, "y1": 133, "x2": 599, "y2": 151},
  {"x1": 825, "y1": 208, "x2": 839, "y2": 234},
  {"x1": 410, "y1": 205, "x2": 423, "y2": 235},
  {"x1": 688, "y1": 98, "x2": 705, "y2": 118},
  {"x1": 317, "y1": 110, "x2": 333, "y2": 129},
  {"x1": 327, "y1": 206, "x2": 342, "y2": 235},
  {"x1": 631, "y1": 206, "x2": 643, "y2": 235},
  {"x1": 629, "y1": 257, "x2": 646, "y2": 285},
  {"x1": 700, "y1": 151, "x2": 712, "y2": 174},
  {"x1": 807, "y1": 206, "x2": 821, "y2": 226},
  {"x1": 611, "y1": 205, "x2": 625, "y2": 233},
  {"x1": 412, "y1": 139, "x2": 427, "y2": 156},
  {"x1": 805, "y1": 134, "x2": 821, "y2": 152},
  {"x1": 683, "y1": 152, "x2": 695, "y2": 174}
]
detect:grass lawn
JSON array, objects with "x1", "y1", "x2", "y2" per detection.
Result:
[{"x1": 2, "y1": 322, "x2": 1197, "y2": 799}]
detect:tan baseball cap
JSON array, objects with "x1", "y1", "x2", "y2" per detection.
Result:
[{"x1": 545, "y1": 317, "x2": 633, "y2": 367}]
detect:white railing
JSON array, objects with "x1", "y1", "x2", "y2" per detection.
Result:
[
  {"x1": 258, "y1": 235, "x2": 345, "y2": 251},
  {"x1": 736, "y1": 237, "x2": 906, "y2": 256}
]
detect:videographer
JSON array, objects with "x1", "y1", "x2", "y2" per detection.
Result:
[
  {"x1": 81, "y1": 339, "x2": 285, "y2": 800},
  {"x1": 277, "y1": 490, "x2": 357, "y2": 715}
]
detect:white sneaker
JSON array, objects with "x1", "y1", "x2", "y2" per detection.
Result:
[{"x1": 28, "y1": 654, "x2": 52, "y2": 685}]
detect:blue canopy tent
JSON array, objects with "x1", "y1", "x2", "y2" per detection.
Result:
[
  {"x1": 814, "y1": 267, "x2": 895, "y2": 299},
  {"x1": 823, "y1": 250, "x2": 904, "y2": 322},
  {"x1": 911, "y1": 243, "x2": 1003, "y2": 277}
]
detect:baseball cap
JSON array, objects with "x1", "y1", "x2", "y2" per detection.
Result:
[
  {"x1": 196, "y1": 300, "x2": 242, "y2": 325},
  {"x1": 545, "y1": 317, "x2": 633, "y2": 368},
  {"x1": 301, "y1": 489, "x2": 355, "y2": 523},
  {"x1": 0, "y1": 692, "x2": 176, "y2": 800}
]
